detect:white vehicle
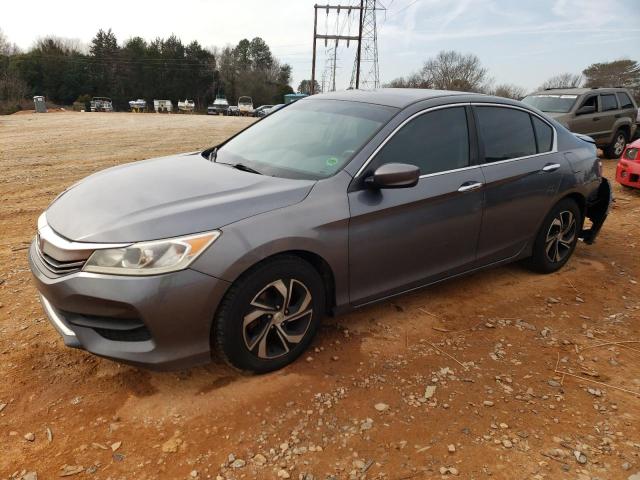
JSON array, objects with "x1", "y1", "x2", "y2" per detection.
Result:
[
  {"x1": 208, "y1": 96, "x2": 230, "y2": 115},
  {"x1": 90, "y1": 97, "x2": 113, "y2": 112},
  {"x1": 129, "y1": 99, "x2": 147, "y2": 113},
  {"x1": 153, "y1": 100, "x2": 173, "y2": 113},
  {"x1": 178, "y1": 99, "x2": 195, "y2": 113},
  {"x1": 238, "y1": 96, "x2": 254, "y2": 116}
]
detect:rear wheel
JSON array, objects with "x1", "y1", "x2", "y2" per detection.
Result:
[
  {"x1": 214, "y1": 256, "x2": 325, "y2": 373},
  {"x1": 525, "y1": 198, "x2": 582, "y2": 273},
  {"x1": 604, "y1": 130, "x2": 627, "y2": 158}
]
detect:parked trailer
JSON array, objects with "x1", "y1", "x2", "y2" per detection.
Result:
[
  {"x1": 90, "y1": 97, "x2": 113, "y2": 112},
  {"x1": 177, "y1": 99, "x2": 195, "y2": 113},
  {"x1": 153, "y1": 100, "x2": 173, "y2": 113},
  {"x1": 238, "y1": 96, "x2": 253, "y2": 116},
  {"x1": 129, "y1": 99, "x2": 147, "y2": 113}
]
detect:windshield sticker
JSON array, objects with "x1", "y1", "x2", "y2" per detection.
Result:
[{"x1": 326, "y1": 157, "x2": 339, "y2": 167}]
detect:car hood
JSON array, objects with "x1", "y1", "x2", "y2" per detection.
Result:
[{"x1": 46, "y1": 152, "x2": 315, "y2": 243}]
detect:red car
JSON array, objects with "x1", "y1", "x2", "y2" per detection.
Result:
[{"x1": 616, "y1": 138, "x2": 640, "y2": 189}]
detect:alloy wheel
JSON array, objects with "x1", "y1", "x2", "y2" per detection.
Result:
[
  {"x1": 545, "y1": 210, "x2": 577, "y2": 263},
  {"x1": 614, "y1": 134, "x2": 626, "y2": 157},
  {"x1": 242, "y1": 279, "x2": 313, "y2": 359}
]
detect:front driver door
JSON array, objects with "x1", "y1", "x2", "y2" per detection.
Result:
[{"x1": 348, "y1": 105, "x2": 485, "y2": 306}]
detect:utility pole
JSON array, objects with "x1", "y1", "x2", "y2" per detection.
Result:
[{"x1": 310, "y1": 4, "x2": 363, "y2": 95}]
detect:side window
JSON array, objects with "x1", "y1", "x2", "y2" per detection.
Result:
[
  {"x1": 617, "y1": 92, "x2": 634, "y2": 109},
  {"x1": 373, "y1": 107, "x2": 469, "y2": 175},
  {"x1": 601, "y1": 94, "x2": 618, "y2": 111},
  {"x1": 580, "y1": 95, "x2": 598, "y2": 113},
  {"x1": 531, "y1": 115, "x2": 553, "y2": 153},
  {"x1": 475, "y1": 106, "x2": 536, "y2": 162}
]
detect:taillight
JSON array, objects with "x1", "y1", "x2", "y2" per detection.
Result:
[{"x1": 624, "y1": 147, "x2": 638, "y2": 161}]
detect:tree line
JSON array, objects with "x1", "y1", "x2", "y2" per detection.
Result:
[
  {"x1": 0, "y1": 28, "x2": 293, "y2": 114},
  {"x1": 385, "y1": 50, "x2": 640, "y2": 101}
]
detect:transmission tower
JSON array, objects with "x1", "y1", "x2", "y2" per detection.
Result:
[{"x1": 350, "y1": 0, "x2": 382, "y2": 89}]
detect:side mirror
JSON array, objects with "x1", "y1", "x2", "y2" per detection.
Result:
[
  {"x1": 364, "y1": 163, "x2": 420, "y2": 189},
  {"x1": 576, "y1": 105, "x2": 595, "y2": 115}
]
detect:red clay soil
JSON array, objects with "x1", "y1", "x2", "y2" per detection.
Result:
[{"x1": 1, "y1": 112, "x2": 639, "y2": 480}]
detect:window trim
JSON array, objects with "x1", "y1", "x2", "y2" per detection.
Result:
[
  {"x1": 353, "y1": 103, "x2": 476, "y2": 180},
  {"x1": 354, "y1": 102, "x2": 558, "y2": 180},
  {"x1": 471, "y1": 102, "x2": 558, "y2": 166}
]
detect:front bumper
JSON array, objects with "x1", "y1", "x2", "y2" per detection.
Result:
[
  {"x1": 29, "y1": 241, "x2": 231, "y2": 370},
  {"x1": 616, "y1": 160, "x2": 640, "y2": 189}
]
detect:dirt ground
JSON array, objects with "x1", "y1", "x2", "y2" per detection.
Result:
[{"x1": 1, "y1": 112, "x2": 639, "y2": 480}]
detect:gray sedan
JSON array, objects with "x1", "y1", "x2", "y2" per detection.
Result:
[{"x1": 29, "y1": 89, "x2": 611, "y2": 372}]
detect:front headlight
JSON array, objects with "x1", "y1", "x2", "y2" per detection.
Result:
[{"x1": 83, "y1": 231, "x2": 220, "y2": 276}]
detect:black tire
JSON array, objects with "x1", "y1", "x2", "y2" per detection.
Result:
[
  {"x1": 604, "y1": 129, "x2": 627, "y2": 159},
  {"x1": 525, "y1": 198, "x2": 582, "y2": 274},
  {"x1": 213, "y1": 255, "x2": 325, "y2": 373}
]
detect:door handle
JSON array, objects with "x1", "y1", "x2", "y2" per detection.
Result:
[
  {"x1": 458, "y1": 181, "x2": 483, "y2": 192},
  {"x1": 593, "y1": 117, "x2": 600, "y2": 121},
  {"x1": 615, "y1": 114, "x2": 621, "y2": 118},
  {"x1": 542, "y1": 163, "x2": 561, "y2": 172}
]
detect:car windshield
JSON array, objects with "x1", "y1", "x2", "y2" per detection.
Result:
[
  {"x1": 216, "y1": 99, "x2": 397, "y2": 180},
  {"x1": 521, "y1": 94, "x2": 578, "y2": 113}
]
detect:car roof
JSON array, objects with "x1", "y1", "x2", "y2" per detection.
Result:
[
  {"x1": 311, "y1": 88, "x2": 477, "y2": 108},
  {"x1": 527, "y1": 87, "x2": 629, "y2": 96}
]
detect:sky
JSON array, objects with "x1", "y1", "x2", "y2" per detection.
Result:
[{"x1": 2, "y1": 0, "x2": 640, "y2": 93}]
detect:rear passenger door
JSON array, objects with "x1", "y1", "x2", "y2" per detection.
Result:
[
  {"x1": 599, "y1": 93, "x2": 619, "y2": 138},
  {"x1": 474, "y1": 104, "x2": 563, "y2": 265}
]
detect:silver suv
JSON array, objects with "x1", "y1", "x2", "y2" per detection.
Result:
[{"x1": 522, "y1": 87, "x2": 638, "y2": 158}]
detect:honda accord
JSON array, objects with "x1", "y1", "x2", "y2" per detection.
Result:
[{"x1": 29, "y1": 89, "x2": 611, "y2": 372}]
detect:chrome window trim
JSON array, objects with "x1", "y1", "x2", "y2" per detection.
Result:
[
  {"x1": 40, "y1": 295, "x2": 76, "y2": 337},
  {"x1": 354, "y1": 101, "x2": 559, "y2": 180}
]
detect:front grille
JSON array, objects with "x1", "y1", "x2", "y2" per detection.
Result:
[
  {"x1": 630, "y1": 173, "x2": 639, "y2": 183},
  {"x1": 35, "y1": 237, "x2": 85, "y2": 275}
]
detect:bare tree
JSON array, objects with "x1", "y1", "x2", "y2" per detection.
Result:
[
  {"x1": 385, "y1": 72, "x2": 430, "y2": 89},
  {"x1": 538, "y1": 73, "x2": 582, "y2": 90},
  {"x1": 490, "y1": 83, "x2": 527, "y2": 100},
  {"x1": 583, "y1": 59, "x2": 640, "y2": 100},
  {"x1": 421, "y1": 50, "x2": 489, "y2": 92},
  {"x1": 0, "y1": 28, "x2": 20, "y2": 55}
]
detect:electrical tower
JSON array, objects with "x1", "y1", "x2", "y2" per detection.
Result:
[{"x1": 350, "y1": 0, "x2": 381, "y2": 89}]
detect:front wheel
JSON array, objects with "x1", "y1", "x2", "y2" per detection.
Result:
[
  {"x1": 604, "y1": 130, "x2": 627, "y2": 158},
  {"x1": 213, "y1": 256, "x2": 325, "y2": 373},
  {"x1": 525, "y1": 199, "x2": 582, "y2": 274}
]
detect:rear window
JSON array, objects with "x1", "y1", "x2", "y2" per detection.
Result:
[
  {"x1": 476, "y1": 107, "x2": 537, "y2": 162},
  {"x1": 617, "y1": 92, "x2": 634, "y2": 109},
  {"x1": 601, "y1": 94, "x2": 618, "y2": 111}
]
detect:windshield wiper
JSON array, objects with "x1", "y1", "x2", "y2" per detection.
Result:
[
  {"x1": 229, "y1": 163, "x2": 263, "y2": 175},
  {"x1": 208, "y1": 147, "x2": 218, "y2": 162}
]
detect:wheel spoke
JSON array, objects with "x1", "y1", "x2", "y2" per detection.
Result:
[
  {"x1": 271, "y1": 279, "x2": 288, "y2": 309},
  {"x1": 273, "y1": 327, "x2": 291, "y2": 353},
  {"x1": 284, "y1": 308, "x2": 313, "y2": 324},
  {"x1": 276, "y1": 324, "x2": 305, "y2": 346}
]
